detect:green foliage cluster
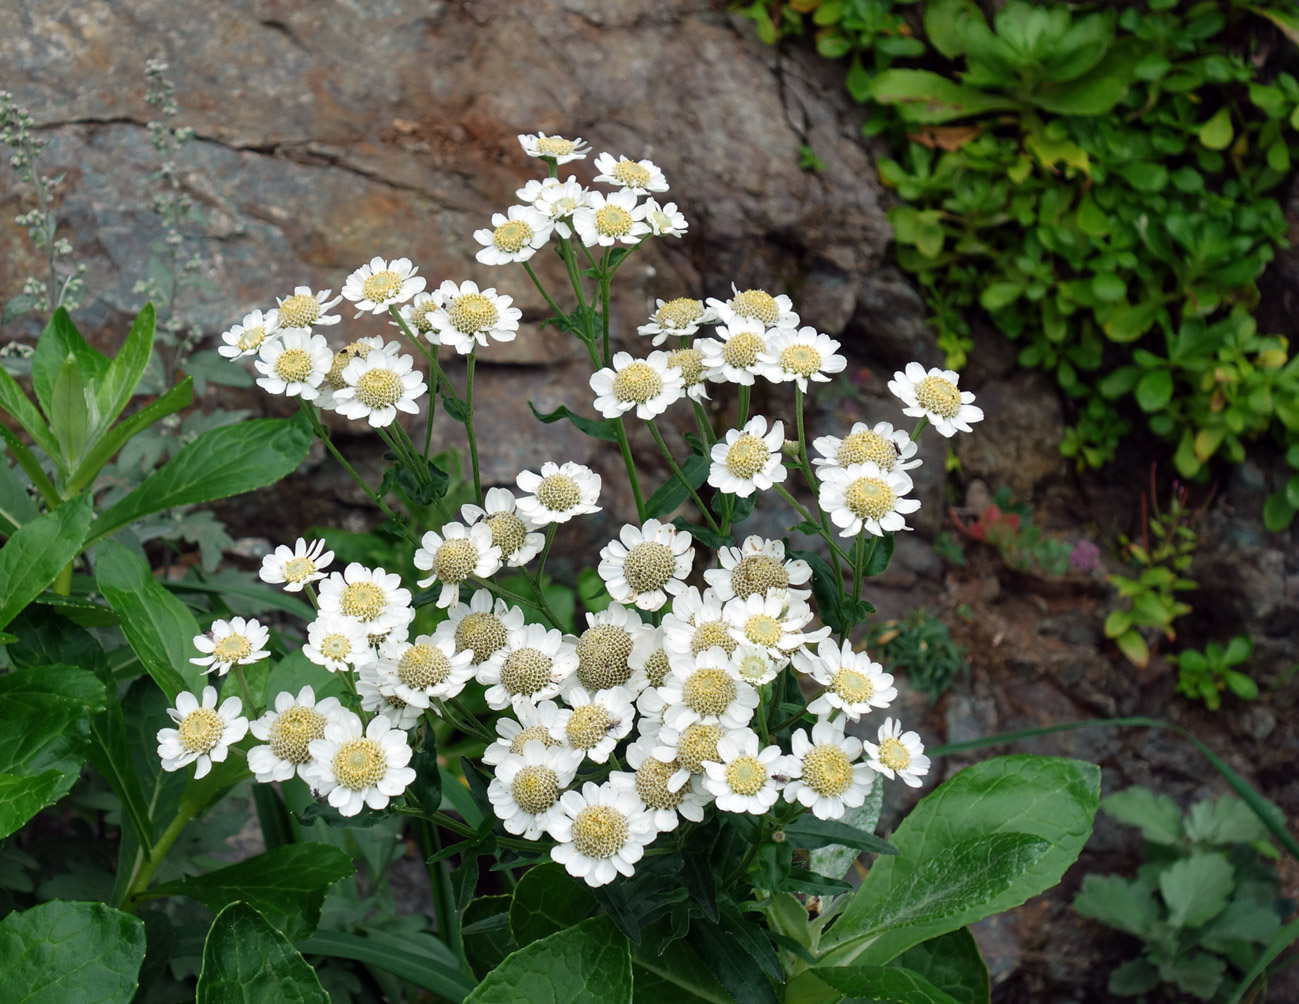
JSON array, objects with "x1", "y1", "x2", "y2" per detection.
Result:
[
  {"x1": 1172, "y1": 635, "x2": 1259, "y2": 708},
  {"x1": 735, "y1": 0, "x2": 1299, "y2": 497},
  {"x1": 946, "y1": 486, "x2": 1074, "y2": 575},
  {"x1": 1074, "y1": 785, "x2": 1290, "y2": 1001},
  {"x1": 869, "y1": 608, "x2": 969, "y2": 702}
]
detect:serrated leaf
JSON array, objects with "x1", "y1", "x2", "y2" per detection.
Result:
[
  {"x1": 1183, "y1": 795, "x2": 1273, "y2": 846},
  {"x1": 0, "y1": 492, "x2": 93, "y2": 632},
  {"x1": 0, "y1": 900, "x2": 145, "y2": 1004},
  {"x1": 466, "y1": 915, "x2": 631, "y2": 1004},
  {"x1": 1160, "y1": 852, "x2": 1235, "y2": 928},
  {"x1": 196, "y1": 903, "x2": 328, "y2": 1004},
  {"x1": 1101, "y1": 786, "x2": 1183, "y2": 845},
  {"x1": 1073, "y1": 874, "x2": 1159, "y2": 938}
]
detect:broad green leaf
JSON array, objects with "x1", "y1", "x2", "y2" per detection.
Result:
[
  {"x1": 821, "y1": 756, "x2": 1099, "y2": 964},
  {"x1": 1101, "y1": 786, "x2": 1183, "y2": 845},
  {"x1": 462, "y1": 895, "x2": 517, "y2": 980},
  {"x1": 1076, "y1": 194, "x2": 1109, "y2": 237},
  {"x1": 1115, "y1": 630, "x2": 1149, "y2": 668},
  {"x1": 0, "y1": 492, "x2": 93, "y2": 632},
  {"x1": 979, "y1": 282, "x2": 1026, "y2": 312},
  {"x1": 1135, "y1": 370, "x2": 1174, "y2": 413},
  {"x1": 892, "y1": 928, "x2": 990, "y2": 1004},
  {"x1": 0, "y1": 900, "x2": 145, "y2": 1004},
  {"x1": 0, "y1": 459, "x2": 39, "y2": 535},
  {"x1": 91, "y1": 413, "x2": 313, "y2": 545},
  {"x1": 1073, "y1": 874, "x2": 1159, "y2": 938},
  {"x1": 1118, "y1": 162, "x2": 1168, "y2": 193},
  {"x1": 0, "y1": 366, "x2": 59, "y2": 460},
  {"x1": 809, "y1": 782, "x2": 883, "y2": 880},
  {"x1": 1160, "y1": 853, "x2": 1235, "y2": 928},
  {"x1": 0, "y1": 770, "x2": 64, "y2": 841},
  {"x1": 889, "y1": 206, "x2": 945, "y2": 258},
  {"x1": 31, "y1": 308, "x2": 110, "y2": 420},
  {"x1": 870, "y1": 70, "x2": 1016, "y2": 124},
  {"x1": 67, "y1": 377, "x2": 194, "y2": 496},
  {"x1": 1183, "y1": 795, "x2": 1274, "y2": 845},
  {"x1": 1158, "y1": 951, "x2": 1225, "y2": 997},
  {"x1": 509, "y1": 861, "x2": 597, "y2": 947},
  {"x1": 688, "y1": 913, "x2": 780, "y2": 1004},
  {"x1": 924, "y1": 0, "x2": 982, "y2": 59},
  {"x1": 49, "y1": 353, "x2": 91, "y2": 468},
  {"x1": 149, "y1": 843, "x2": 353, "y2": 940},
  {"x1": 196, "y1": 903, "x2": 328, "y2": 1004},
  {"x1": 1108, "y1": 957, "x2": 1159, "y2": 994},
  {"x1": 466, "y1": 915, "x2": 632, "y2": 1004},
  {"x1": 1198, "y1": 107, "x2": 1234, "y2": 150},
  {"x1": 93, "y1": 303, "x2": 156, "y2": 436},
  {"x1": 95, "y1": 538, "x2": 204, "y2": 701},
  {"x1": 811, "y1": 964, "x2": 964, "y2": 1003},
  {"x1": 633, "y1": 937, "x2": 732, "y2": 1004},
  {"x1": 295, "y1": 928, "x2": 474, "y2": 1001}
]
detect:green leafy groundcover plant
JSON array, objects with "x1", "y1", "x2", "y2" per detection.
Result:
[
  {"x1": 0, "y1": 129, "x2": 1106, "y2": 1003},
  {"x1": 737, "y1": 0, "x2": 1299, "y2": 507}
]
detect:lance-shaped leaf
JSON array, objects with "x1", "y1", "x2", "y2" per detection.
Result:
[{"x1": 0, "y1": 492, "x2": 94, "y2": 632}]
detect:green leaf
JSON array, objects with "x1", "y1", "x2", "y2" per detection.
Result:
[
  {"x1": 66, "y1": 377, "x2": 194, "y2": 496},
  {"x1": 1076, "y1": 194, "x2": 1109, "y2": 237},
  {"x1": 49, "y1": 353, "x2": 91, "y2": 467},
  {"x1": 869, "y1": 70, "x2": 1016, "y2": 124},
  {"x1": 0, "y1": 492, "x2": 93, "y2": 632},
  {"x1": 810, "y1": 964, "x2": 964, "y2": 1003},
  {"x1": 0, "y1": 366, "x2": 58, "y2": 460},
  {"x1": 0, "y1": 900, "x2": 145, "y2": 1004},
  {"x1": 149, "y1": 843, "x2": 353, "y2": 941},
  {"x1": 688, "y1": 914, "x2": 780, "y2": 1004},
  {"x1": 1158, "y1": 951, "x2": 1226, "y2": 998},
  {"x1": 1, "y1": 293, "x2": 38, "y2": 324},
  {"x1": 645, "y1": 454, "x2": 709, "y2": 519},
  {"x1": 1225, "y1": 918, "x2": 1299, "y2": 1004},
  {"x1": 1101, "y1": 786, "x2": 1183, "y2": 845},
  {"x1": 783, "y1": 815, "x2": 898, "y2": 855},
  {"x1": 846, "y1": 56, "x2": 872, "y2": 104},
  {"x1": 94, "y1": 304, "x2": 156, "y2": 436},
  {"x1": 924, "y1": 0, "x2": 983, "y2": 60},
  {"x1": 95, "y1": 538, "x2": 204, "y2": 701},
  {"x1": 196, "y1": 903, "x2": 328, "y2": 1004},
  {"x1": 1183, "y1": 795, "x2": 1273, "y2": 845},
  {"x1": 466, "y1": 915, "x2": 632, "y2": 1004},
  {"x1": 297, "y1": 928, "x2": 473, "y2": 1000},
  {"x1": 892, "y1": 928, "x2": 990, "y2": 1004},
  {"x1": 91, "y1": 413, "x2": 314, "y2": 546},
  {"x1": 527, "y1": 402, "x2": 620, "y2": 443},
  {"x1": 31, "y1": 308, "x2": 109, "y2": 420},
  {"x1": 1135, "y1": 370, "x2": 1173, "y2": 413},
  {"x1": 821, "y1": 756, "x2": 1099, "y2": 965},
  {"x1": 979, "y1": 282, "x2": 1026, "y2": 312},
  {"x1": 0, "y1": 770, "x2": 64, "y2": 842},
  {"x1": 889, "y1": 206, "x2": 946, "y2": 258},
  {"x1": 1118, "y1": 162, "x2": 1168, "y2": 192},
  {"x1": 1091, "y1": 273, "x2": 1125, "y2": 303},
  {"x1": 1198, "y1": 107, "x2": 1234, "y2": 150},
  {"x1": 463, "y1": 895, "x2": 517, "y2": 981},
  {"x1": 1160, "y1": 852, "x2": 1235, "y2": 928},
  {"x1": 0, "y1": 459, "x2": 39, "y2": 535},
  {"x1": 633, "y1": 936, "x2": 732, "y2": 1004},
  {"x1": 1108, "y1": 957, "x2": 1160, "y2": 995},
  {"x1": 1073, "y1": 874, "x2": 1159, "y2": 938},
  {"x1": 809, "y1": 782, "x2": 883, "y2": 880},
  {"x1": 1115, "y1": 630, "x2": 1149, "y2": 668},
  {"x1": 1263, "y1": 491, "x2": 1296, "y2": 532},
  {"x1": 510, "y1": 861, "x2": 597, "y2": 947}
]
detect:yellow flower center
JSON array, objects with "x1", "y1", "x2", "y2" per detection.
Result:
[
  {"x1": 406, "y1": 299, "x2": 439, "y2": 334},
  {"x1": 622, "y1": 541, "x2": 676, "y2": 594},
  {"x1": 576, "y1": 624, "x2": 635, "y2": 691},
  {"x1": 730, "y1": 289, "x2": 779, "y2": 327},
  {"x1": 433, "y1": 538, "x2": 479, "y2": 584},
  {"x1": 536, "y1": 136, "x2": 576, "y2": 157},
  {"x1": 178, "y1": 707, "x2": 224, "y2": 754},
  {"x1": 325, "y1": 341, "x2": 374, "y2": 390},
  {"x1": 500, "y1": 647, "x2": 554, "y2": 697},
  {"x1": 212, "y1": 633, "x2": 253, "y2": 664},
  {"x1": 781, "y1": 343, "x2": 822, "y2": 378},
  {"x1": 612, "y1": 160, "x2": 652, "y2": 188},
  {"x1": 844, "y1": 477, "x2": 896, "y2": 522},
  {"x1": 572, "y1": 804, "x2": 629, "y2": 859},
  {"x1": 340, "y1": 581, "x2": 386, "y2": 622},
  {"x1": 676, "y1": 723, "x2": 722, "y2": 774},
  {"x1": 635, "y1": 757, "x2": 685, "y2": 810},
  {"x1": 236, "y1": 326, "x2": 266, "y2": 352},
  {"x1": 399, "y1": 643, "x2": 452, "y2": 690},
  {"x1": 838, "y1": 430, "x2": 897, "y2": 471},
  {"x1": 512, "y1": 764, "x2": 560, "y2": 814},
  {"x1": 595, "y1": 205, "x2": 633, "y2": 238},
  {"x1": 355, "y1": 367, "x2": 403, "y2": 409},
  {"x1": 737, "y1": 652, "x2": 770, "y2": 682},
  {"x1": 566, "y1": 704, "x2": 614, "y2": 750},
  {"x1": 726, "y1": 755, "x2": 768, "y2": 796},
  {"x1": 655, "y1": 298, "x2": 704, "y2": 331},
  {"x1": 721, "y1": 330, "x2": 764, "y2": 369},
  {"x1": 832, "y1": 668, "x2": 874, "y2": 704},
  {"x1": 268, "y1": 705, "x2": 327, "y2": 764},
  {"x1": 667, "y1": 347, "x2": 704, "y2": 386},
  {"x1": 448, "y1": 292, "x2": 500, "y2": 334},
  {"x1": 493, "y1": 219, "x2": 533, "y2": 254},
  {"x1": 725, "y1": 434, "x2": 769, "y2": 479},
  {"x1": 878, "y1": 736, "x2": 912, "y2": 772},
  {"x1": 744, "y1": 613, "x2": 783, "y2": 648},
  {"x1": 361, "y1": 270, "x2": 403, "y2": 304},
  {"x1": 535, "y1": 474, "x2": 582, "y2": 512},
  {"x1": 682, "y1": 666, "x2": 737, "y2": 716},
  {"x1": 690, "y1": 620, "x2": 737, "y2": 657},
  {"x1": 915, "y1": 375, "x2": 962, "y2": 418},
  {"x1": 333, "y1": 737, "x2": 388, "y2": 790},
  {"x1": 730, "y1": 554, "x2": 788, "y2": 599},
  {"x1": 611, "y1": 361, "x2": 663, "y2": 404},
  {"x1": 643, "y1": 648, "x2": 672, "y2": 688},
  {"x1": 508, "y1": 725, "x2": 559, "y2": 755},
  {"x1": 283, "y1": 556, "x2": 316, "y2": 583},
  {"x1": 802, "y1": 744, "x2": 853, "y2": 797},
  {"x1": 485, "y1": 511, "x2": 528, "y2": 557},
  {"x1": 274, "y1": 347, "x2": 314, "y2": 384},
  {"x1": 455, "y1": 612, "x2": 507, "y2": 663},
  {"x1": 319, "y1": 632, "x2": 353, "y2": 661},
  {"x1": 277, "y1": 293, "x2": 321, "y2": 327}
]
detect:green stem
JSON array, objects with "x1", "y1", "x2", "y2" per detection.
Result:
[
  {"x1": 599, "y1": 248, "x2": 612, "y2": 367},
  {"x1": 233, "y1": 665, "x2": 257, "y2": 716},
  {"x1": 855, "y1": 535, "x2": 879, "y2": 605},
  {"x1": 298, "y1": 399, "x2": 408, "y2": 532},
  {"x1": 388, "y1": 304, "x2": 463, "y2": 411},
  {"x1": 52, "y1": 560, "x2": 73, "y2": 596},
  {"x1": 523, "y1": 261, "x2": 568, "y2": 328},
  {"x1": 412, "y1": 819, "x2": 462, "y2": 961},
  {"x1": 794, "y1": 385, "x2": 843, "y2": 584},
  {"x1": 122, "y1": 800, "x2": 198, "y2": 913},
  {"x1": 691, "y1": 398, "x2": 716, "y2": 450},
  {"x1": 612, "y1": 418, "x2": 647, "y2": 520},
  {"x1": 910, "y1": 416, "x2": 929, "y2": 442},
  {"x1": 647, "y1": 420, "x2": 720, "y2": 534},
  {"x1": 470, "y1": 574, "x2": 563, "y2": 630},
  {"x1": 737, "y1": 383, "x2": 751, "y2": 428},
  {"x1": 464, "y1": 347, "x2": 482, "y2": 505},
  {"x1": 772, "y1": 483, "x2": 852, "y2": 565}
]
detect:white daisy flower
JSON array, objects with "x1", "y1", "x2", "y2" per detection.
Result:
[
  {"x1": 317, "y1": 563, "x2": 415, "y2": 636},
  {"x1": 274, "y1": 286, "x2": 343, "y2": 328},
  {"x1": 795, "y1": 639, "x2": 898, "y2": 721},
  {"x1": 357, "y1": 660, "x2": 424, "y2": 730},
  {"x1": 589, "y1": 351, "x2": 684, "y2": 422},
  {"x1": 315, "y1": 336, "x2": 388, "y2": 413},
  {"x1": 888, "y1": 361, "x2": 984, "y2": 438},
  {"x1": 377, "y1": 633, "x2": 475, "y2": 709},
  {"x1": 642, "y1": 199, "x2": 688, "y2": 238},
  {"x1": 478, "y1": 623, "x2": 577, "y2": 710},
  {"x1": 190, "y1": 617, "x2": 270, "y2": 677},
  {"x1": 708, "y1": 416, "x2": 787, "y2": 498},
  {"x1": 259, "y1": 537, "x2": 334, "y2": 592},
  {"x1": 474, "y1": 205, "x2": 555, "y2": 266},
  {"x1": 489, "y1": 739, "x2": 585, "y2": 840},
  {"x1": 812, "y1": 420, "x2": 921, "y2": 475},
  {"x1": 551, "y1": 686, "x2": 636, "y2": 764},
  {"x1": 303, "y1": 613, "x2": 372, "y2": 674},
  {"x1": 518, "y1": 176, "x2": 590, "y2": 239},
  {"x1": 303, "y1": 711, "x2": 416, "y2": 817},
  {"x1": 723, "y1": 590, "x2": 830, "y2": 663},
  {"x1": 433, "y1": 589, "x2": 526, "y2": 670},
  {"x1": 248, "y1": 686, "x2": 343, "y2": 783},
  {"x1": 461, "y1": 488, "x2": 545, "y2": 568},
  {"x1": 574, "y1": 603, "x2": 654, "y2": 694},
  {"x1": 664, "y1": 346, "x2": 710, "y2": 402},
  {"x1": 592, "y1": 152, "x2": 670, "y2": 195},
  {"x1": 652, "y1": 720, "x2": 743, "y2": 777},
  {"x1": 818, "y1": 461, "x2": 922, "y2": 538},
  {"x1": 626, "y1": 626, "x2": 672, "y2": 701},
  {"x1": 332, "y1": 345, "x2": 427, "y2": 428},
  {"x1": 598, "y1": 518, "x2": 695, "y2": 612},
  {"x1": 784, "y1": 718, "x2": 875, "y2": 820},
  {"x1": 413, "y1": 522, "x2": 503, "y2": 608},
  {"x1": 482, "y1": 699, "x2": 567, "y2": 767},
  {"x1": 704, "y1": 534, "x2": 812, "y2": 603},
  {"x1": 863, "y1": 717, "x2": 931, "y2": 788},
  {"x1": 656, "y1": 647, "x2": 759, "y2": 732},
  {"x1": 733, "y1": 645, "x2": 780, "y2": 686},
  {"x1": 218, "y1": 309, "x2": 280, "y2": 360},
  {"x1": 515, "y1": 461, "x2": 602, "y2": 527},
  {"x1": 702, "y1": 729, "x2": 791, "y2": 814},
  {"x1": 254, "y1": 328, "x2": 331, "y2": 400},
  {"x1": 549, "y1": 780, "x2": 658, "y2": 887},
  {"x1": 661, "y1": 587, "x2": 736, "y2": 671},
  {"x1": 427, "y1": 280, "x2": 523, "y2": 354},
  {"x1": 706, "y1": 285, "x2": 799, "y2": 332},
  {"x1": 156, "y1": 687, "x2": 248, "y2": 780},
  {"x1": 517, "y1": 131, "x2": 590, "y2": 165},
  {"x1": 572, "y1": 189, "x2": 651, "y2": 248},
  {"x1": 637, "y1": 297, "x2": 714, "y2": 346},
  {"x1": 611, "y1": 733, "x2": 709, "y2": 831},
  {"x1": 759, "y1": 326, "x2": 847, "y2": 392},
  {"x1": 397, "y1": 292, "x2": 442, "y2": 342},
  {"x1": 698, "y1": 320, "x2": 769, "y2": 386},
  {"x1": 342, "y1": 256, "x2": 426, "y2": 316}
]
